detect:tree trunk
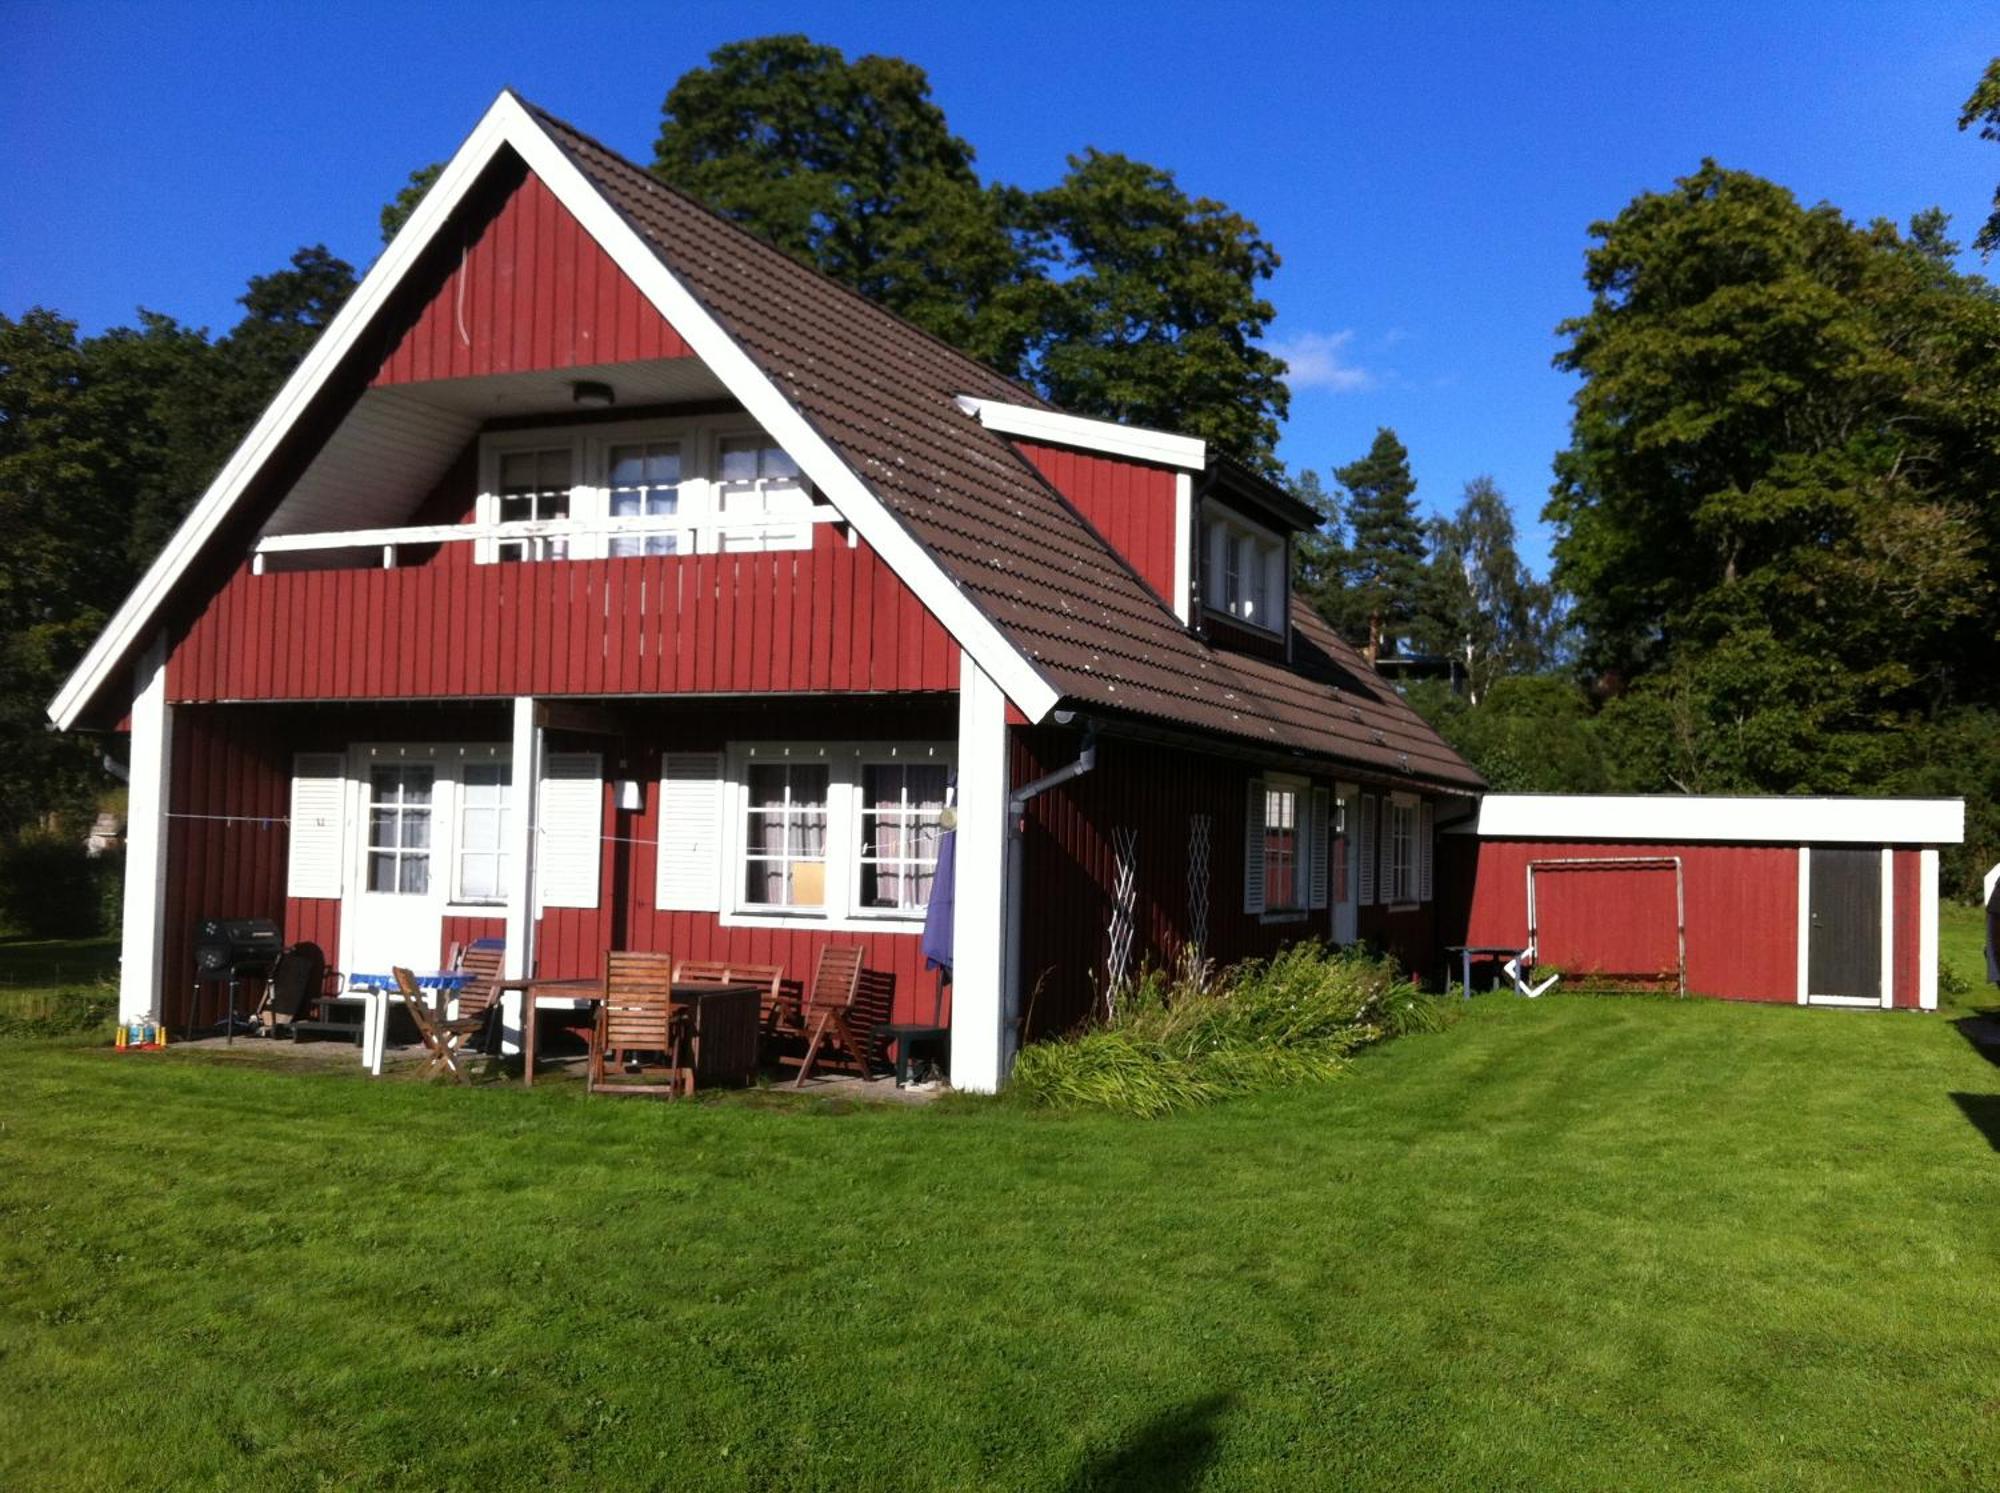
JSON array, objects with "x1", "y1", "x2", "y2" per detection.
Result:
[{"x1": 1365, "y1": 611, "x2": 1382, "y2": 665}]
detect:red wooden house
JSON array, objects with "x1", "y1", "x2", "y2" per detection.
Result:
[{"x1": 54, "y1": 92, "x2": 1481, "y2": 1089}]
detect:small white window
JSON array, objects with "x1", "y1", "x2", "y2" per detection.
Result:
[
  {"x1": 367, "y1": 765, "x2": 434, "y2": 895},
  {"x1": 717, "y1": 436, "x2": 811, "y2": 551},
  {"x1": 1202, "y1": 506, "x2": 1285, "y2": 632},
  {"x1": 858, "y1": 762, "x2": 949, "y2": 912},
  {"x1": 1387, "y1": 796, "x2": 1420, "y2": 905},
  {"x1": 1263, "y1": 784, "x2": 1302, "y2": 911},
  {"x1": 606, "y1": 441, "x2": 683, "y2": 556},
  {"x1": 742, "y1": 762, "x2": 830, "y2": 909},
  {"x1": 494, "y1": 447, "x2": 574, "y2": 563},
  {"x1": 454, "y1": 761, "x2": 511, "y2": 904}
]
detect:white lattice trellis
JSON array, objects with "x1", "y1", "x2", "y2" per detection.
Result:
[
  {"x1": 1106, "y1": 826, "x2": 1139, "y2": 1011},
  {"x1": 1187, "y1": 813, "x2": 1212, "y2": 954}
]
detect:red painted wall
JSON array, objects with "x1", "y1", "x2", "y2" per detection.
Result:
[
  {"x1": 166, "y1": 527, "x2": 959, "y2": 703},
  {"x1": 373, "y1": 169, "x2": 693, "y2": 385},
  {"x1": 1012, "y1": 441, "x2": 1181, "y2": 609},
  {"x1": 1012, "y1": 728, "x2": 1446, "y2": 1037},
  {"x1": 1453, "y1": 839, "x2": 1801, "y2": 1002},
  {"x1": 1893, "y1": 849, "x2": 1921, "y2": 1009}
]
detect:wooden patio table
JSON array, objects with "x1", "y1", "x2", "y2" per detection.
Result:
[
  {"x1": 506, "y1": 978, "x2": 763, "y2": 1089},
  {"x1": 494, "y1": 976, "x2": 602, "y2": 1087}
]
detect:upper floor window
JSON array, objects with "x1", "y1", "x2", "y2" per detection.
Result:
[
  {"x1": 477, "y1": 419, "x2": 819, "y2": 563},
  {"x1": 1201, "y1": 506, "x2": 1286, "y2": 633}
]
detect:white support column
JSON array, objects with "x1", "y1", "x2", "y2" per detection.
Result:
[
  {"x1": 118, "y1": 637, "x2": 172, "y2": 1024},
  {"x1": 951, "y1": 653, "x2": 1010, "y2": 1093},
  {"x1": 1878, "y1": 849, "x2": 1895, "y2": 1010},
  {"x1": 1172, "y1": 471, "x2": 1193, "y2": 625},
  {"x1": 1918, "y1": 849, "x2": 1940, "y2": 1011},
  {"x1": 499, "y1": 697, "x2": 542, "y2": 1053},
  {"x1": 1795, "y1": 847, "x2": 1811, "y2": 1004}
]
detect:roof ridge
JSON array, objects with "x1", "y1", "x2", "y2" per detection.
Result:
[{"x1": 515, "y1": 94, "x2": 1053, "y2": 413}]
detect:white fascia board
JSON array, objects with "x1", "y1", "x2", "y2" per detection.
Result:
[
  {"x1": 48, "y1": 97, "x2": 524, "y2": 731},
  {"x1": 52, "y1": 90, "x2": 1062, "y2": 729},
  {"x1": 1474, "y1": 794, "x2": 1965, "y2": 846},
  {"x1": 953, "y1": 395, "x2": 1207, "y2": 472}
]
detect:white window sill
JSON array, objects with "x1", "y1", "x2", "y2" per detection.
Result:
[
  {"x1": 1259, "y1": 909, "x2": 1309, "y2": 925},
  {"x1": 1383, "y1": 903, "x2": 1421, "y2": 916},
  {"x1": 719, "y1": 910, "x2": 925, "y2": 935},
  {"x1": 1202, "y1": 605, "x2": 1283, "y2": 639}
]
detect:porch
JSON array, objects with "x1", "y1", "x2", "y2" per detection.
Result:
[{"x1": 150, "y1": 692, "x2": 968, "y2": 1077}]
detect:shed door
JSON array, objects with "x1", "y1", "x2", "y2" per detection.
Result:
[{"x1": 1808, "y1": 848, "x2": 1879, "y2": 1002}]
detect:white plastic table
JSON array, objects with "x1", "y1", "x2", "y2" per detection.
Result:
[{"x1": 346, "y1": 972, "x2": 467, "y2": 1076}]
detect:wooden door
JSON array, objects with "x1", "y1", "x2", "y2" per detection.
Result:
[{"x1": 1808, "y1": 848, "x2": 1879, "y2": 1001}]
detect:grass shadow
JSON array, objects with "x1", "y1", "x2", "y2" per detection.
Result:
[
  {"x1": 1949, "y1": 1093, "x2": 2000, "y2": 1152},
  {"x1": 1950, "y1": 1017, "x2": 2000, "y2": 1070},
  {"x1": 1063, "y1": 1392, "x2": 1235, "y2": 1493}
]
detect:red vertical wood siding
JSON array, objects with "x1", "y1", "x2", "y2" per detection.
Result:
[
  {"x1": 1893, "y1": 849, "x2": 1921, "y2": 1008},
  {"x1": 160, "y1": 704, "x2": 510, "y2": 1025},
  {"x1": 166, "y1": 525, "x2": 959, "y2": 702},
  {"x1": 373, "y1": 170, "x2": 692, "y2": 386},
  {"x1": 1455, "y1": 839, "x2": 1801, "y2": 1002},
  {"x1": 1012, "y1": 440, "x2": 1181, "y2": 609},
  {"x1": 1011, "y1": 728, "x2": 1445, "y2": 1038}
]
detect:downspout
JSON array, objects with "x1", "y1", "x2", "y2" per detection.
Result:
[{"x1": 1003, "y1": 717, "x2": 1098, "y2": 1062}]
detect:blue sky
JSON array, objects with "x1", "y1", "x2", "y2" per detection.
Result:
[{"x1": 4, "y1": 1, "x2": 1994, "y2": 575}]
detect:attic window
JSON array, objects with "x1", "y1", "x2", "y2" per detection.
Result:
[{"x1": 1201, "y1": 506, "x2": 1285, "y2": 633}]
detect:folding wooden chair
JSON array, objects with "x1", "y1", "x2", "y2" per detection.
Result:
[
  {"x1": 782, "y1": 946, "x2": 874, "y2": 1087},
  {"x1": 675, "y1": 958, "x2": 792, "y2": 1042},
  {"x1": 394, "y1": 966, "x2": 471, "y2": 1085},
  {"x1": 587, "y1": 951, "x2": 689, "y2": 1099}
]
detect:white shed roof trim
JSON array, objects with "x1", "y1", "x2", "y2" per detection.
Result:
[{"x1": 1470, "y1": 794, "x2": 1964, "y2": 846}]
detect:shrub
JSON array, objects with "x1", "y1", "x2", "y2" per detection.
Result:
[
  {"x1": 0, "y1": 988, "x2": 116, "y2": 1040},
  {"x1": 0, "y1": 832, "x2": 111, "y2": 938},
  {"x1": 1011, "y1": 941, "x2": 1454, "y2": 1116}
]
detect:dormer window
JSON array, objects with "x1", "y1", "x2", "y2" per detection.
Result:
[{"x1": 1201, "y1": 506, "x2": 1286, "y2": 633}]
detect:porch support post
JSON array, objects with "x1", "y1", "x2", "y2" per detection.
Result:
[
  {"x1": 951, "y1": 653, "x2": 1011, "y2": 1092},
  {"x1": 119, "y1": 636, "x2": 172, "y2": 1024},
  {"x1": 503, "y1": 696, "x2": 542, "y2": 983}
]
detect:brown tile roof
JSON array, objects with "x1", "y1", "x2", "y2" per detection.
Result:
[{"x1": 531, "y1": 103, "x2": 1483, "y2": 794}]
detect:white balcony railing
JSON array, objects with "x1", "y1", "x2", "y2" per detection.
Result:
[{"x1": 251, "y1": 507, "x2": 850, "y2": 572}]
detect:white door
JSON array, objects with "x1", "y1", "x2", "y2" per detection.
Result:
[
  {"x1": 1331, "y1": 789, "x2": 1358, "y2": 945},
  {"x1": 347, "y1": 760, "x2": 447, "y2": 976}
]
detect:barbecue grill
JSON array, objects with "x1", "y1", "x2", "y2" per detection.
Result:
[{"x1": 189, "y1": 917, "x2": 283, "y2": 1041}]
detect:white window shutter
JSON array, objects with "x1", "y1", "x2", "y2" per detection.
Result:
[
  {"x1": 537, "y1": 753, "x2": 602, "y2": 910},
  {"x1": 287, "y1": 754, "x2": 346, "y2": 899},
  {"x1": 1308, "y1": 787, "x2": 1331, "y2": 910},
  {"x1": 1419, "y1": 800, "x2": 1436, "y2": 903},
  {"x1": 1243, "y1": 778, "x2": 1267, "y2": 916},
  {"x1": 657, "y1": 753, "x2": 723, "y2": 911},
  {"x1": 1358, "y1": 794, "x2": 1378, "y2": 907}
]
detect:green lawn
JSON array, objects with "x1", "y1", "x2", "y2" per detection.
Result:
[
  {"x1": 1941, "y1": 900, "x2": 1991, "y2": 1016},
  {"x1": 4, "y1": 993, "x2": 1998, "y2": 1490}
]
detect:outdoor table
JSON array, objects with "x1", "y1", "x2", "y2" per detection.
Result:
[
  {"x1": 508, "y1": 978, "x2": 763, "y2": 1088},
  {"x1": 1445, "y1": 945, "x2": 1522, "y2": 1000},
  {"x1": 495, "y1": 976, "x2": 603, "y2": 1087},
  {"x1": 878, "y1": 1022, "x2": 949, "y2": 1086},
  {"x1": 345, "y1": 971, "x2": 468, "y2": 1075}
]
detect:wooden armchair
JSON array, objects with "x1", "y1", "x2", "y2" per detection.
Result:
[
  {"x1": 780, "y1": 946, "x2": 875, "y2": 1087},
  {"x1": 675, "y1": 959, "x2": 792, "y2": 1040},
  {"x1": 588, "y1": 951, "x2": 688, "y2": 1099}
]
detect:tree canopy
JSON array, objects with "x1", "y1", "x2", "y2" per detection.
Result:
[
  {"x1": 652, "y1": 34, "x2": 1288, "y2": 466},
  {"x1": 1959, "y1": 56, "x2": 2000, "y2": 258}
]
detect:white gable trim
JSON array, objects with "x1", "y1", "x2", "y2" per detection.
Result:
[
  {"x1": 51, "y1": 91, "x2": 1060, "y2": 730},
  {"x1": 1473, "y1": 795, "x2": 1964, "y2": 846},
  {"x1": 953, "y1": 396, "x2": 1207, "y2": 472}
]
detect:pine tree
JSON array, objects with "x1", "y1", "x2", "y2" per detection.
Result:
[{"x1": 1333, "y1": 428, "x2": 1426, "y2": 663}]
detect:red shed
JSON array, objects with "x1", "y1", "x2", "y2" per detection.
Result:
[{"x1": 1444, "y1": 795, "x2": 1965, "y2": 1010}]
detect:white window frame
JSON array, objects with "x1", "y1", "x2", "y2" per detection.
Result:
[
  {"x1": 347, "y1": 743, "x2": 515, "y2": 914},
  {"x1": 1200, "y1": 502, "x2": 1287, "y2": 634},
  {"x1": 1386, "y1": 792, "x2": 1421, "y2": 909},
  {"x1": 1261, "y1": 775, "x2": 1306, "y2": 915},
  {"x1": 454, "y1": 758, "x2": 513, "y2": 906},
  {"x1": 720, "y1": 741, "x2": 953, "y2": 932},
  {"x1": 474, "y1": 416, "x2": 818, "y2": 563}
]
